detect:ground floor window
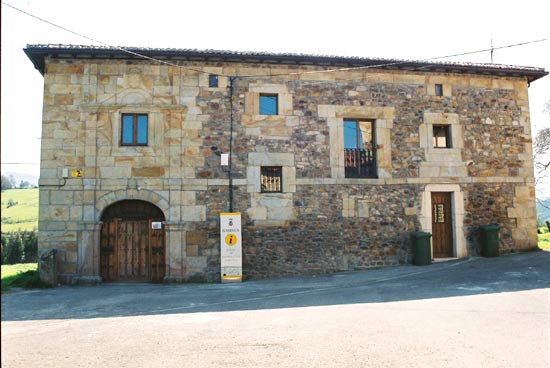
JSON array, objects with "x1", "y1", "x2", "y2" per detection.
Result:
[{"x1": 261, "y1": 166, "x2": 282, "y2": 193}]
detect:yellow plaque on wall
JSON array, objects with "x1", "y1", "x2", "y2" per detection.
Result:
[{"x1": 71, "y1": 169, "x2": 83, "y2": 178}]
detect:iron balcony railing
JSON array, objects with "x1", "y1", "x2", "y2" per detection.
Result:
[{"x1": 344, "y1": 148, "x2": 377, "y2": 178}]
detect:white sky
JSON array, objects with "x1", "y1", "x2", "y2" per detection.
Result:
[{"x1": 1, "y1": 0, "x2": 549, "y2": 194}]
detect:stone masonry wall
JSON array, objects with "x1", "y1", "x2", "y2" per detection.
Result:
[{"x1": 37, "y1": 57, "x2": 539, "y2": 283}]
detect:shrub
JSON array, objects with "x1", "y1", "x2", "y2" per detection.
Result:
[{"x1": 1, "y1": 230, "x2": 38, "y2": 265}]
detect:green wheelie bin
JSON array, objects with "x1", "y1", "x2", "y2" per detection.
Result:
[
  {"x1": 412, "y1": 232, "x2": 432, "y2": 266},
  {"x1": 480, "y1": 224, "x2": 500, "y2": 257}
]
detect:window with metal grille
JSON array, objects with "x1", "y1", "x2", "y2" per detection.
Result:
[
  {"x1": 121, "y1": 114, "x2": 148, "y2": 146},
  {"x1": 343, "y1": 119, "x2": 377, "y2": 178},
  {"x1": 433, "y1": 125, "x2": 451, "y2": 148},
  {"x1": 260, "y1": 166, "x2": 282, "y2": 193}
]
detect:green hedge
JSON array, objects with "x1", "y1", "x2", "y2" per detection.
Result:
[{"x1": 1, "y1": 230, "x2": 38, "y2": 265}]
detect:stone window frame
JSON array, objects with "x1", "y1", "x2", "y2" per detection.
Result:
[
  {"x1": 246, "y1": 152, "x2": 296, "y2": 225},
  {"x1": 247, "y1": 153, "x2": 295, "y2": 193},
  {"x1": 319, "y1": 105, "x2": 394, "y2": 179},
  {"x1": 421, "y1": 113, "x2": 462, "y2": 155},
  {"x1": 426, "y1": 77, "x2": 452, "y2": 97},
  {"x1": 244, "y1": 83, "x2": 293, "y2": 117},
  {"x1": 198, "y1": 68, "x2": 227, "y2": 89},
  {"x1": 109, "y1": 107, "x2": 163, "y2": 156},
  {"x1": 419, "y1": 112, "x2": 467, "y2": 178}
]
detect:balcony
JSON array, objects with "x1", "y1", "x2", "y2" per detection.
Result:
[{"x1": 344, "y1": 148, "x2": 377, "y2": 178}]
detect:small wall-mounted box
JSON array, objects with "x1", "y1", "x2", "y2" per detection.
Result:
[
  {"x1": 221, "y1": 153, "x2": 229, "y2": 166},
  {"x1": 61, "y1": 168, "x2": 69, "y2": 178}
]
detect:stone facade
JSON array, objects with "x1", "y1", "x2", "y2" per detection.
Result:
[{"x1": 25, "y1": 45, "x2": 547, "y2": 284}]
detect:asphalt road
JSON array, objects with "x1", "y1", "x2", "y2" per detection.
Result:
[{"x1": 2, "y1": 251, "x2": 550, "y2": 368}]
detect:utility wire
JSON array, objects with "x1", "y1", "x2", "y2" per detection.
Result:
[
  {"x1": 2, "y1": 1, "x2": 209, "y2": 75},
  {"x1": 1, "y1": 162, "x2": 40, "y2": 165},
  {"x1": 3, "y1": 1, "x2": 547, "y2": 81},
  {"x1": 237, "y1": 38, "x2": 548, "y2": 78}
]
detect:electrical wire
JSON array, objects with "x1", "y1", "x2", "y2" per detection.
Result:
[
  {"x1": 2, "y1": 1, "x2": 209, "y2": 76},
  {"x1": 2, "y1": 1, "x2": 547, "y2": 82},
  {"x1": 1, "y1": 162, "x2": 40, "y2": 165},
  {"x1": 236, "y1": 38, "x2": 548, "y2": 78}
]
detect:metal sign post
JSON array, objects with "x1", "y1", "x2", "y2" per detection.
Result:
[{"x1": 220, "y1": 212, "x2": 242, "y2": 283}]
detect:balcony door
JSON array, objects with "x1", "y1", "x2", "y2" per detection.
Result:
[{"x1": 344, "y1": 119, "x2": 376, "y2": 178}]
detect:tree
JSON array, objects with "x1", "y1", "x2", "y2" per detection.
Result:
[
  {"x1": 534, "y1": 127, "x2": 549, "y2": 179},
  {"x1": 1, "y1": 174, "x2": 16, "y2": 190},
  {"x1": 19, "y1": 180, "x2": 32, "y2": 189},
  {"x1": 534, "y1": 101, "x2": 550, "y2": 207},
  {"x1": 23, "y1": 230, "x2": 38, "y2": 263},
  {"x1": 4, "y1": 232, "x2": 23, "y2": 264}
]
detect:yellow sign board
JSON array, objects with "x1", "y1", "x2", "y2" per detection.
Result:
[{"x1": 71, "y1": 169, "x2": 83, "y2": 178}]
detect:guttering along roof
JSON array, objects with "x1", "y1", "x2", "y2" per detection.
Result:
[{"x1": 24, "y1": 44, "x2": 548, "y2": 83}]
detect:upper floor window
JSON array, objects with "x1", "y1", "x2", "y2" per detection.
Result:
[
  {"x1": 259, "y1": 94, "x2": 278, "y2": 115},
  {"x1": 261, "y1": 166, "x2": 282, "y2": 193},
  {"x1": 209, "y1": 74, "x2": 218, "y2": 88},
  {"x1": 121, "y1": 114, "x2": 148, "y2": 146},
  {"x1": 344, "y1": 120, "x2": 376, "y2": 178},
  {"x1": 435, "y1": 84, "x2": 443, "y2": 97},
  {"x1": 433, "y1": 125, "x2": 451, "y2": 148}
]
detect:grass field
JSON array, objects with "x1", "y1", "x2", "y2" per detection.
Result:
[
  {"x1": 0, "y1": 263, "x2": 49, "y2": 293},
  {"x1": 538, "y1": 229, "x2": 550, "y2": 251},
  {"x1": 1, "y1": 188, "x2": 38, "y2": 232}
]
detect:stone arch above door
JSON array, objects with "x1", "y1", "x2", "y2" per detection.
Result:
[
  {"x1": 99, "y1": 199, "x2": 166, "y2": 283},
  {"x1": 96, "y1": 189, "x2": 169, "y2": 221}
]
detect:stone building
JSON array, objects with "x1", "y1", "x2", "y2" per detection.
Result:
[{"x1": 25, "y1": 44, "x2": 547, "y2": 284}]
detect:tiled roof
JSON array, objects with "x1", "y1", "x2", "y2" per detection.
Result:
[{"x1": 24, "y1": 44, "x2": 548, "y2": 82}]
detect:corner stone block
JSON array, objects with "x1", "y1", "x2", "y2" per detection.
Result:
[
  {"x1": 247, "y1": 206, "x2": 267, "y2": 220},
  {"x1": 318, "y1": 105, "x2": 336, "y2": 118},
  {"x1": 186, "y1": 231, "x2": 206, "y2": 246},
  {"x1": 182, "y1": 206, "x2": 206, "y2": 221},
  {"x1": 357, "y1": 200, "x2": 370, "y2": 218}
]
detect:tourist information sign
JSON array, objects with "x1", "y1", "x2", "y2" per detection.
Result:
[{"x1": 220, "y1": 212, "x2": 242, "y2": 283}]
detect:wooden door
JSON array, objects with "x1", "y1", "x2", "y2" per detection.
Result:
[
  {"x1": 431, "y1": 192, "x2": 454, "y2": 258},
  {"x1": 149, "y1": 220, "x2": 165, "y2": 283},
  {"x1": 100, "y1": 218, "x2": 165, "y2": 282}
]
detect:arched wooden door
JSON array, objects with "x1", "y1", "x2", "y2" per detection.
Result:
[{"x1": 100, "y1": 200, "x2": 166, "y2": 283}]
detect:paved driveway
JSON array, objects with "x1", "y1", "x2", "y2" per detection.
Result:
[{"x1": 2, "y1": 251, "x2": 550, "y2": 367}]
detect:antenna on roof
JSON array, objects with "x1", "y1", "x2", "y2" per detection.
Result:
[{"x1": 490, "y1": 39, "x2": 494, "y2": 63}]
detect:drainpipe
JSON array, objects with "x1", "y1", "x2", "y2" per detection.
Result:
[{"x1": 228, "y1": 76, "x2": 235, "y2": 212}]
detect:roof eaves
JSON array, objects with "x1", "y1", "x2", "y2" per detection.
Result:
[{"x1": 23, "y1": 44, "x2": 549, "y2": 82}]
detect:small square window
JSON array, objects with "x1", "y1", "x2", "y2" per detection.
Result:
[
  {"x1": 261, "y1": 166, "x2": 282, "y2": 193},
  {"x1": 121, "y1": 114, "x2": 148, "y2": 146},
  {"x1": 435, "y1": 84, "x2": 443, "y2": 97},
  {"x1": 209, "y1": 74, "x2": 218, "y2": 88},
  {"x1": 433, "y1": 125, "x2": 451, "y2": 148},
  {"x1": 259, "y1": 94, "x2": 278, "y2": 115}
]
